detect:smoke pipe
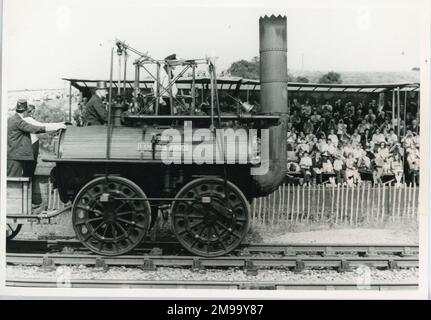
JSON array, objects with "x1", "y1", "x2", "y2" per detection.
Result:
[{"x1": 252, "y1": 15, "x2": 288, "y2": 196}]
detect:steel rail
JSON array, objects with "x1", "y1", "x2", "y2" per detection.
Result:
[
  {"x1": 5, "y1": 278, "x2": 418, "y2": 290},
  {"x1": 7, "y1": 239, "x2": 419, "y2": 257},
  {"x1": 242, "y1": 243, "x2": 419, "y2": 256}
]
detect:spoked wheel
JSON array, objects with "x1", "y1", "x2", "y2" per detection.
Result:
[
  {"x1": 72, "y1": 176, "x2": 151, "y2": 256},
  {"x1": 6, "y1": 223, "x2": 22, "y2": 241},
  {"x1": 171, "y1": 178, "x2": 250, "y2": 257}
]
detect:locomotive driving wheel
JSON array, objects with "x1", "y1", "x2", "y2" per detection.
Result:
[
  {"x1": 171, "y1": 178, "x2": 250, "y2": 257},
  {"x1": 72, "y1": 176, "x2": 151, "y2": 256},
  {"x1": 6, "y1": 223, "x2": 22, "y2": 241}
]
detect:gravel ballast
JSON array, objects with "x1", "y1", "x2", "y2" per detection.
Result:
[
  {"x1": 6, "y1": 265, "x2": 418, "y2": 284},
  {"x1": 258, "y1": 227, "x2": 418, "y2": 244}
]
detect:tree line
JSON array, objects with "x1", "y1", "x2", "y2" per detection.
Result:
[{"x1": 223, "y1": 56, "x2": 342, "y2": 84}]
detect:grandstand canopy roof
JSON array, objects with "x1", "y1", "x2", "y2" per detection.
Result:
[{"x1": 63, "y1": 77, "x2": 420, "y2": 93}]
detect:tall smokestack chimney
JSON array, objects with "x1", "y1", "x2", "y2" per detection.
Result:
[{"x1": 252, "y1": 15, "x2": 288, "y2": 195}]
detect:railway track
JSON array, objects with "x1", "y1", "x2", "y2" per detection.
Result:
[
  {"x1": 7, "y1": 239, "x2": 419, "y2": 257},
  {"x1": 6, "y1": 251, "x2": 418, "y2": 272},
  {"x1": 5, "y1": 278, "x2": 418, "y2": 290},
  {"x1": 7, "y1": 242, "x2": 419, "y2": 290}
]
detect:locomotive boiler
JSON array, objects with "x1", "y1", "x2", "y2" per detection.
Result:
[{"x1": 10, "y1": 15, "x2": 288, "y2": 257}]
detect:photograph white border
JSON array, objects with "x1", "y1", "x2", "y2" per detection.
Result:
[{"x1": 0, "y1": 0, "x2": 429, "y2": 300}]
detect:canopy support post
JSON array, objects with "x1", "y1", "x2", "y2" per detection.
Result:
[
  {"x1": 392, "y1": 90, "x2": 395, "y2": 129},
  {"x1": 404, "y1": 89, "x2": 407, "y2": 137},
  {"x1": 397, "y1": 87, "x2": 400, "y2": 137},
  {"x1": 68, "y1": 82, "x2": 72, "y2": 123}
]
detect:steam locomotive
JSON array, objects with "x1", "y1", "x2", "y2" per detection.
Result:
[{"x1": 7, "y1": 15, "x2": 288, "y2": 257}]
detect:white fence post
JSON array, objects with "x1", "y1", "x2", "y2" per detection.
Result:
[{"x1": 321, "y1": 184, "x2": 326, "y2": 221}]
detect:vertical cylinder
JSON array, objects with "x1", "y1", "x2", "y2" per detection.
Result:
[
  {"x1": 167, "y1": 64, "x2": 173, "y2": 114},
  {"x1": 134, "y1": 63, "x2": 140, "y2": 110},
  {"x1": 252, "y1": 15, "x2": 288, "y2": 196},
  {"x1": 107, "y1": 47, "x2": 114, "y2": 160},
  {"x1": 191, "y1": 64, "x2": 196, "y2": 115},
  {"x1": 117, "y1": 54, "x2": 122, "y2": 96},
  {"x1": 68, "y1": 82, "x2": 72, "y2": 123},
  {"x1": 210, "y1": 69, "x2": 214, "y2": 126},
  {"x1": 112, "y1": 104, "x2": 123, "y2": 126},
  {"x1": 155, "y1": 63, "x2": 160, "y2": 115},
  {"x1": 123, "y1": 51, "x2": 127, "y2": 101}
]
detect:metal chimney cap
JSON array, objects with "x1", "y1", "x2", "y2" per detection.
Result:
[{"x1": 259, "y1": 14, "x2": 286, "y2": 20}]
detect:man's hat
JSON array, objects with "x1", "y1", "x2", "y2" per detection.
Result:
[
  {"x1": 16, "y1": 99, "x2": 28, "y2": 112},
  {"x1": 164, "y1": 54, "x2": 177, "y2": 61},
  {"x1": 164, "y1": 54, "x2": 178, "y2": 71},
  {"x1": 96, "y1": 81, "x2": 108, "y2": 90}
]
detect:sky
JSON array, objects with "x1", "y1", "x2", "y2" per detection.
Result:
[{"x1": 2, "y1": 0, "x2": 427, "y2": 90}]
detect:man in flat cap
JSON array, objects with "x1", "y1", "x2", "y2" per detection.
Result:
[
  {"x1": 83, "y1": 81, "x2": 108, "y2": 125},
  {"x1": 7, "y1": 99, "x2": 65, "y2": 177}
]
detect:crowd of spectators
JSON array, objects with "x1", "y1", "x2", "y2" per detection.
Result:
[{"x1": 286, "y1": 98, "x2": 420, "y2": 186}]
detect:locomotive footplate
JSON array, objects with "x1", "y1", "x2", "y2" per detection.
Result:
[
  {"x1": 7, "y1": 206, "x2": 72, "y2": 222},
  {"x1": 6, "y1": 206, "x2": 72, "y2": 241}
]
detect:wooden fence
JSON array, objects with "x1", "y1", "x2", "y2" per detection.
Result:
[
  {"x1": 44, "y1": 181, "x2": 419, "y2": 226},
  {"x1": 250, "y1": 183, "x2": 419, "y2": 226}
]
